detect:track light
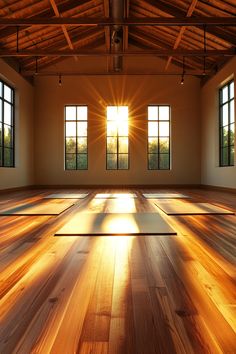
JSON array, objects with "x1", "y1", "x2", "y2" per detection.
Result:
[
  {"x1": 59, "y1": 74, "x2": 62, "y2": 86},
  {"x1": 35, "y1": 57, "x2": 38, "y2": 76},
  {"x1": 180, "y1": 56, "x2": 185, "y2": 85}
]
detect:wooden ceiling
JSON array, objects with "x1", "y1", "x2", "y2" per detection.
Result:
[{"x1": 0, "y1": 0, "x2": 235, "y2": 77}]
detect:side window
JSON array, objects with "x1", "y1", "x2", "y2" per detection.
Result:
[
  {"x1": 0, "y1": 80, "x2": 15, "y2": 167},
  {"x1": 65, "y1": 105, "x2": 88, "y2": 170}
]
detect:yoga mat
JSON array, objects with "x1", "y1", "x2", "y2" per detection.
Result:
[
  {"x1": 154, "y1": 200, "x2": 234, "y2": 215},
  {"x1": 0, "y1": 200, "x2": 75, "y2": 216},
  {"x1": 55, "y1": 212, "x2": 177, "y2": 236}
]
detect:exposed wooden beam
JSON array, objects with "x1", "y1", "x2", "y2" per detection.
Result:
[
  {"x1": 21, "y1": 69, "x2": 211, "y2": 76},
  {"x1": 142, "y1": 0, "x2": 236, "y2": 45},
  {"x1": 49, "y1": 0, "x2": 74, "y2": 51},
  {"x1": 0, "y1": 0, "x2": 94, "y2": 40},
  {"x1": 0, "y1": 17, "x2": 235, "y2": 26},
  {"x1": 165, "y1": 0, "x2": 198, "y2": 71},
  {"x1": 1, "y1": 49, "x2": 234, "y2": 57}
]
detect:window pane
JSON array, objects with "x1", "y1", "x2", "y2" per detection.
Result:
[
  {"x1": 119, "y1": 154, "x2": 128, "y2": 169},
  {"x1": 77, "y1": 137, "x2": 87, "y2": 153},
  {"x1": 159, "y1": 122, "x2": 169, "y2": 137},
  {"x1": 222, "y1": 104, "x2": 228, "y2": 126},
  {"x1": 221, "y1": 127, "x2": 228, "y2": 147},
  {"x1": 0, "y1": 147, "x2": 2, "y2": 166},
  {"x1": 77, "y1": 154, "x2": 87, "y2": 169},
  {"x1": 0, "y1": 100, "x2": 2, "y2": 122},
  {"x1": 65, "y1": 154, "x2": 76, "y2": 169},
  {"x1": 66, "y1": 122, "x2": 76, "y2": 136},
  {"x1": 119, "y1": 137, "x2": 128, "y2": 153},
  {"x1": 148, "y1": 106, "x2": 158, "y2": 120},
  {"x1": 4, "y1": 125, "x2": 13, "y2": 147},
  {"x1": 77, "y1": 106, "x2": 87, "y2": 121},
  {"x1": 230, "y1": 101, "x2": 234, "y2": 123},
  {"x1": 4, "y1": 148, "x2": 13, "y2": 166},
  {"x1": 230, "y1": 146, "x2": 234, "y2": 165},
  {"x1": 148, "y1": 154, "x2": 158, "y2": 169},
  {"x1": 159, "y1": 137, "x2": 169, "y2": 153},
  {"x1": 4, "y1": 85, "x2": 12, "y2": 102},
  {"x1": 222, "y1": 86, "x2": 228, "y2": 103},
  {"x1": 118, "y1": 106, "x2": 128, "y2": 121},
  {"x1": 159, "y1": 154, "x2": 169, "y2": 169},
  {"x1": 66, "y1": 137, "x2": 76, "y2": 153},
  {"x1": 77, "y1": 122, "x2": 87, "y2": 136},
  {"x1": 107, "y1": 137, "x2": 117, "y2": 153},
  {"x1": 229, "y1": 124, "x2": 234, "y2": 145},
  {"x1": 148, "y1": 138, "x2": 158, "y2": 153},
  {"x1": 4, "y1": 102, "x2": 12, "y2": 125},
  {"x1": 118, "y1": 121, "x2": 128, "y2": 136},
  {"x1": 107, "y1": 154, "x2": 117, "y2": 169},
  {"x1": 0, "y1": 82, "x2": 2, "y2": 97},
  {"x1": 0, "y1": 124, "x2": 2, "y2": 146},
  {"x1": 66, "y1": 106, "x2": 76, "y2": 120},
  {"x1": 221, "y1": 147, "x2": 228, "y2": 166},
  {"x1": 107, "y1": 106, "x2": 117, "y2": 121},
  {"x1": 107, "y1": 121, "x2": 117, "y2": 136},
  {"x1": 148, "y1": 122, "x2": 158, "y2": 137},
  {"x1": 159, "y1": 106, "x2": 169, "y2": 121},
  {"x1": 230, "y1": 81, "x2": 234, "y2": 99}
]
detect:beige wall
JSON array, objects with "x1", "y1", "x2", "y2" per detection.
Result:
[
  {"x1": 0, "y1": 59, "x2": 34, "y2": 190},
  {"x1": 201, "y1": 57, "x2": 236, "y2": 189},
  {"x1": 34, "y1": 70, "x2": 201, "y2": 186}
]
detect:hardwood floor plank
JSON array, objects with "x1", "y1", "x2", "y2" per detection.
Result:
[{"x1": 0, "y1": 188, "x2": 235, "y2": 354}]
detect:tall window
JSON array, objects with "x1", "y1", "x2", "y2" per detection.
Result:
[
  {"x1": 0, "y1": 79, "x2": 14, "y2": 167},
  {"x1": 219, "y1": 80, "x2": 234, "y2": 166},
  {"x1": 106, "y1": 106, "x2": 129, "y2": 169},
  {"x1": 148, "y1": 105, "x2": 170, "y2": 170},
  {"x1": 65, "y1": 105, "x2": 88, "y2": 170}
]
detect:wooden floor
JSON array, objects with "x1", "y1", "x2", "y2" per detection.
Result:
[{"x1": 0, "y1": 188, "x2": 236, "y2": 354}]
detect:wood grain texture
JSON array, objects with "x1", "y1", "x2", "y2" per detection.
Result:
[{"x1": 0, "y1": 188, "x2": 235, "y2": 354}]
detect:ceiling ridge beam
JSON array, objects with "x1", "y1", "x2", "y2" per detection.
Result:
[
  {"x1": 0, "y1": 49, "x2": 234, "y2": 57},
  {"x1": 0, "y1": 17, "x2": 235, "y2": 26}
]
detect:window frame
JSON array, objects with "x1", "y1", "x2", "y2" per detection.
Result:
[
  {"x1": 64, "y1": 104, "x2": 88, "y2": 170},
  {"x1": 219, "y1": 79, "x2": 234, "y2": 167},
  {"x1": 0, "y1": 78, "x2": 15, "y2": 168},
  {"x1": 147, "y1": 104, "x2": 171, "y2": 170},
  {"x1": 106, "y1": 105, "x2": 129, "y2": 170}
]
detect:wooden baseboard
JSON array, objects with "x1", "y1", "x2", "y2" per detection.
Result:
[
  {"x1": 33, "y1": 184, "x2": 202, "y2": 189},
  {"x1": 0, "y1": 185, "x2": 35, "y2": 194},
  {"x1": 200, "y1": 184, "x2": 236, "y2": 193}
]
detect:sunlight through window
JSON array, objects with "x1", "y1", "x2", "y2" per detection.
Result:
[{"x1": 106, "y1": 106, "x2": 129, "y2": 170}]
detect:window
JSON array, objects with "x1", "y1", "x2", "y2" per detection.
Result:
[
  {"x1": 219, "y1": 80, "x2": 234, "y2": 166},
  {"x1": 65, "y1": 105, "x2": 88, "y2": 170},
  {"x1": 106, "y1": 106, "x2": 129, "y2": 169},
  {"x1": 0, "y1": 79, "x2": 14, "y2": 167},
  {"x1": 148, "y1": 105, "x2": 170, "y2": 170}
]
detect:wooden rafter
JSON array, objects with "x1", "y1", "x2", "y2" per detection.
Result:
[
  {"x1": 141, "y1": 0, "x2": 236, "y2": 45},
  {"x1": 0, "y1": 0, "x2": 98, "y2": 40},
  {"x1": 49, "y1": 0, "x2": 74, "y2": 51},
  {"x1": 165, "y1": 0, "x2": 198, "y2": 71}
]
